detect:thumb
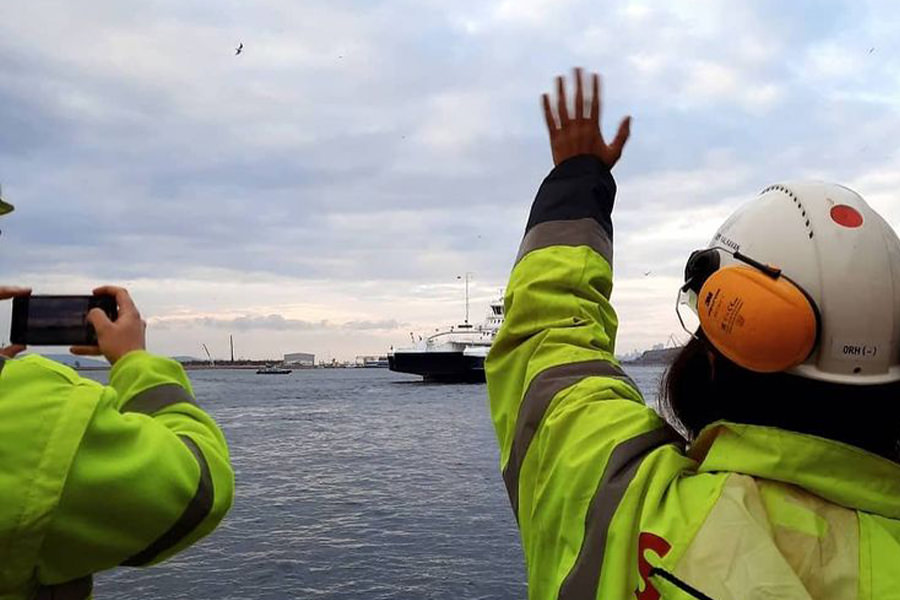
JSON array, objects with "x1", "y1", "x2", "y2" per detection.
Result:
[
  {"x1": 86, "y1": 308, "x2": 113, "y2": 334},
  {"x1": 610, "y1": 116, "x2": 631, "y2": 158},
  {"x1": 0, "y1": 344, "x2": 26, "y2": 358}
]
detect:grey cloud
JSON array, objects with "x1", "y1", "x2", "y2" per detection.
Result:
[
  {"x1": 153, "y1": 314, "x2": 406, "y2": 331},
  {"x1": 149, "y1": 314, "x2": 326, "y2": 331},
  {"x1": 341, "y1": 319, "x2": 406, "y2": 330},
  {"x1": 197, "y1": 315, "x2": 328, "y2": 331},
  {"x1": 2, "y1": 0, "x2": 900, "y2": 357}
]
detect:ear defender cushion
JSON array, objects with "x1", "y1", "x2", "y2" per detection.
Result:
[{"x1": 697, "y1": 266, "x2": 818, "y2": 373}]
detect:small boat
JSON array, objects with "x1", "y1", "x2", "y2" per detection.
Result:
[{"x1": 256, "y1": 364, "x2": 292, "y2": 375}]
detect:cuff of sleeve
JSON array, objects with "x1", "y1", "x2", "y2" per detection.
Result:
[
  {"x1": 547, "y1": 154, "x2": 614, "y2": 182},
  {"x1": 109, "y1": 351, "x2": 195, "y2": 410},
  {"x1": 525, "y1": 155, "x2": 617, "y2": 236}
]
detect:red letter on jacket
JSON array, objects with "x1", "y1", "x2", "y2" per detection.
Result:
[{"x1": 635, "y1": 532, "x2": 671, "y2": 600}]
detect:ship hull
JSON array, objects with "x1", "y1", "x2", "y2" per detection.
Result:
[{"x1": 388, "y1": 351, "x2": 485, "y2": 383}]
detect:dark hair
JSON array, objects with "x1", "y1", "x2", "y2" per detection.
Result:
[{"x1": 659, "y1": 334, "x2": 900, "y2": 462}]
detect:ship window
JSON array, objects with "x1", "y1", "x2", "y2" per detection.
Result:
[{"x1": 492, "y1": 306, "x2": 502, "y2": 314}]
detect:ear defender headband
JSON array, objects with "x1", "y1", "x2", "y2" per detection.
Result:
[{"x1": 678, "y1": 248, "x2": 820, "y2": 373}]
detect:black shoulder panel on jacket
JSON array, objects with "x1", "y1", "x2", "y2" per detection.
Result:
[{"x1": 525, "y1": 155, "x2": 616, "y2": 237}]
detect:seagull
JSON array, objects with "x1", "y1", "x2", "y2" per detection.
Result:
[
  {"x1": 235, "y1": 43, "x2": 244, "y2": 56},
  {"x1": 0, "y1": 183, "x2": 12, "y2": 216},
  {"x1": 644, "y1": 270, "x2": 651, "y2": 276}
]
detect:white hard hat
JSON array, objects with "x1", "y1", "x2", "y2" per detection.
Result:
[{"x1": 698, "y1": 181, "x2": 900, "y2": 385}]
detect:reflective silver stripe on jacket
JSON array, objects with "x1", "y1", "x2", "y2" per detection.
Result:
[
  {"x1": 516, "y1": 218, "x2": 613, "y2": 266},
  {"x1": 121, "y1": 435, "x2": 214, "y2": 566},
  {"x1": 122, "y1": 383, "x2": 196, "y2": 415},
  {"x1": 559, "y1": 426, "x2": 684, "y2": 599},
  {"x1": 501, "y1": 360, "x2": 640, "y2": 518}
]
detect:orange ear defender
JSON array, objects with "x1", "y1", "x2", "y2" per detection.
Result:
[{"x1": 683, "y1": 249, "x2": 820, "y2": 373}]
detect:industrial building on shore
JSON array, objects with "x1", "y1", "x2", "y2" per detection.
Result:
[{"x1": 283, "y1": 352, "x2": 315, "y2": 367}]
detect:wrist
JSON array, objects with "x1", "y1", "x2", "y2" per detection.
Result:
[
  {"x1": 108, "y1": 347, "x2": 147, "y2": 367},
  {"x1": 550, "y1": 154, "x2": 609, "y2": 177}
]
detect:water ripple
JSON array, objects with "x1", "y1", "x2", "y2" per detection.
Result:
[{"x1": 88, "y1": 366, "x2": 665, "y2": 599}]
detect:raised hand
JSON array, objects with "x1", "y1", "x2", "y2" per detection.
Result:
[{"x1": 542, "y1": 68, "x2": 631, "y2": 168}]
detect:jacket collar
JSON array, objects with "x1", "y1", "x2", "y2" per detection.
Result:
[{"x1": 689, "y1": 421, "x2": 900, "y2": 518}]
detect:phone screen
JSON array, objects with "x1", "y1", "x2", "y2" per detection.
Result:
[{"x1": 10, "y1": 295, "x2": 117, "y2": 346}]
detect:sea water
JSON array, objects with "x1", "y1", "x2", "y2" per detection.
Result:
[{"x1": 87, "y1": 365, "x2": 667, "y2": 599}]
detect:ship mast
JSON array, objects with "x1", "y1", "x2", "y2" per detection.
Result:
[{"x1": 457, "y1": 272, "x2": 472, "y2": 324}]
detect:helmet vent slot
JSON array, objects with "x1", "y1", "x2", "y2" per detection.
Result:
[{"x1": 761, "y1": 184, "x2": 815, "y2": 240}]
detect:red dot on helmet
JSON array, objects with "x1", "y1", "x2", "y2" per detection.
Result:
[{"x1": 830, "y1": 205, "x2": 863, "y2": 228}]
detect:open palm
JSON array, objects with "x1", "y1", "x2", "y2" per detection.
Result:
[{"x1": 542, "y1": 68, "x2": 631, "y2": 168}]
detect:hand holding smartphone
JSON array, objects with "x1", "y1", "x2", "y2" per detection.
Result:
[
  {"x1": 7, "y1": 286, "x2": 145, "y2": 365},
  {"x1": 0, "y1": 286, "x2": 30, "y2": 358},
  {"x1": 71, "y1": 286, "x2": 146, "y2": 365}
]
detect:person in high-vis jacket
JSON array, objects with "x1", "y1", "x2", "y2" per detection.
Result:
[
  {"x1": 487, "y1": 68, "x2": 900, "y2": 600},
  {"x1": 0, "y1": 279, "x2": 234, "y2": 598}
]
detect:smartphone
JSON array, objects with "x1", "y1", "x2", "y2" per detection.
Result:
[{"x1": 10, "y1": 295, "x2": 117, "y2": 346}]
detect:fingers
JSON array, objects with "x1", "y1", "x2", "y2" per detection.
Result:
[
  {"x1": 86, "y1": 307, "x2": 113, "y2": 334},
  {"x1": 610, "y1": 116, "x2": 632, "y2": 158},
  {"x1": 574, "y1": 68, "x2": 585, "y2": 119},
  {"x1": 0, "y1": 286, "x2": 31, "y2": 301},
  {"x1": 70, "y1": 345, "x2": 101, "y2": 356},
  {"x1": 556, "y1": 76, "x2": 569, "y2": 124},
  {"x1": 92, "y1": 285, "x2": 139, "y2": 318},
  {"x1": 0, "y1": 344, "x2": 26, "y2": 358},
  {"x1": 591, "y1": 73, "x2": 600, "y2": 124},
  {"x1": 542, "y1": 93, "x2": 557, "y2": 134}
]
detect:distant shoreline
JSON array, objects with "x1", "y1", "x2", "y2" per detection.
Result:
[
  {"x1": 622, "y1": 347, "x2": 681, "y2": 367},
  {"x1": 73, "y1": 364, "x2": 323, "y2": 371}
]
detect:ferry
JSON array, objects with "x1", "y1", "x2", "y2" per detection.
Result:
[{"x1": 388, "y1": 293, "x2": 504, "y2": 383}]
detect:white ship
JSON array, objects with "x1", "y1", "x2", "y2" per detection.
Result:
[{"x1": 389, "y1": 289, "x2": 504, "y2": 383}]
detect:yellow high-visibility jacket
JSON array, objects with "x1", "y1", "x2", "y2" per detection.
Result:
[
  {"x1": 486, "y1": 155, "x2": 900, "y2": 600},
  {"x1": 0, "y1": 351, "x2": 234, "y2": 599}
]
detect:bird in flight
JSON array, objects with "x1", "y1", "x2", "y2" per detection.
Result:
[
  {"x1": 0, "y1": 183, "x2": 12, "y2": 216},
  {"x1": 235, "y1": 43, "x2": 244, "y2": 56}
]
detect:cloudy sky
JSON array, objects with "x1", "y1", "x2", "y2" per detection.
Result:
[{"x1": 1, "y1": 0, "x2": 899, "y2": 361}]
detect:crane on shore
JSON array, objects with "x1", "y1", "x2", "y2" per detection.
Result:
[{"x1": 201, "y1": 343, "x2": 214, "y2": 366}]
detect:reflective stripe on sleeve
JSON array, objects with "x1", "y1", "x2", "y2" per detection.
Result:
[
  {"x1": 122, "y1": 435, "x2": 214, "y2": 566},
  {"x1": 516, "y1": 218, "x2": 613, "y2": 267},
  {"x1": 558, "y1": 426, "x2": 684, "y2": 599},
  {"x1": 121, "y1": 383, "x2": 196, "y2": 415},
  {"x1": 501, "y1": 360, "x2": 640, "y2": 519},
  {"x1": 35, "y1": 575, "x2": 93, "y2": 600}
]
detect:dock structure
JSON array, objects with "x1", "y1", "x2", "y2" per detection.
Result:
[{"x1": 355, "y1": 355, "x2": 389, "y2": 368}]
